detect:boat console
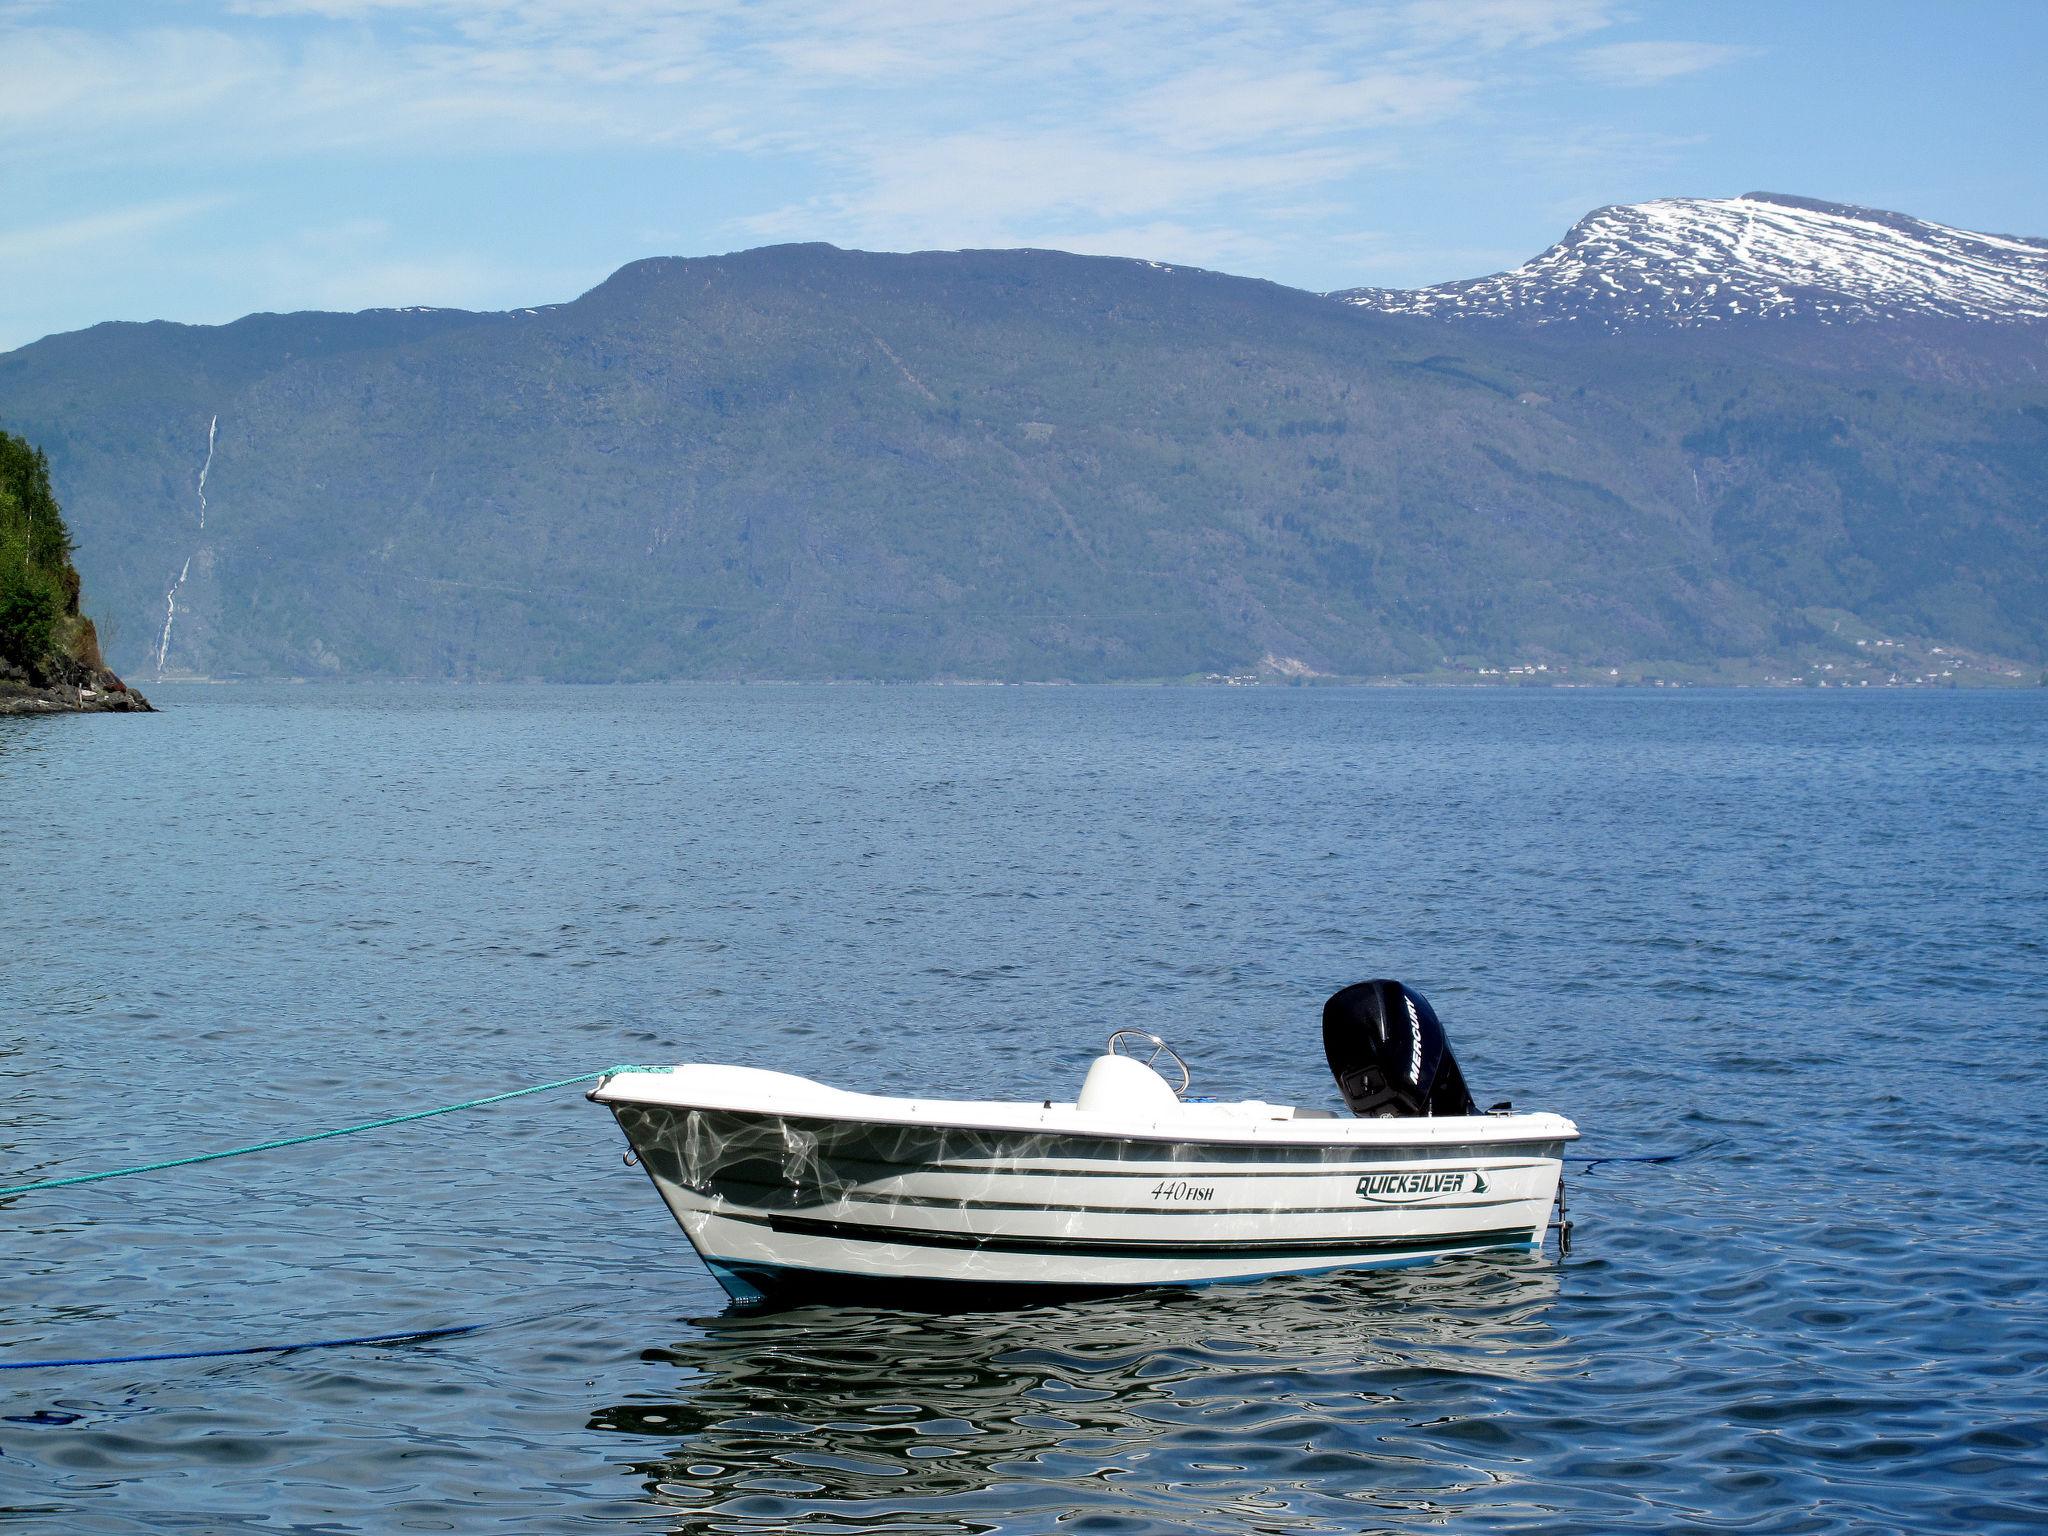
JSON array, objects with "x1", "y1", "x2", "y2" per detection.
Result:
[
  {"x1": 1077, "y1": 981, "x2": 1480, "y2": 1121},
  {"x1": 1075, "y1": 1030, "x2": 1190, "y2": 1115}
]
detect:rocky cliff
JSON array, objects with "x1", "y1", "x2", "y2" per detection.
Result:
[{"x1": 0, "y1": 430, "x2": 151, "y2": 713}]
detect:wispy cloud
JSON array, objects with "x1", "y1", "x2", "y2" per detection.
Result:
[
  {"x1": 1124, "y1": 67, "x2": 1477, "y2": 152},
  {"x1": 0, "y1": 4, "x2": 1620, "y2": 167},
  {"x1": 1577, "y1": 40, "x2": 1758, "y2": 87},
  {"x1": 0, "y1": 0, "x2": 1792, "y2": 345},
  {"x1": 1506, "y1": 126, "x2": 1712, "y2": 166},
  {"x1": 200, "y1": 218, "x2": 593, "y2": 316},
  {"x1": 0, "y1": 196, "x2": 232, "y2": 262},
  {"x1": 1391, "y1": 0, "x2": 1617, "y2": 53},
  {"x1": 747, "y1": 132, "x2": 1379, "y2": 244}
]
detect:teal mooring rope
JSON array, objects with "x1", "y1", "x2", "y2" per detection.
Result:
[
  {"x1": 0, "y1": 1066, "x2": 650, "y2": 1198},
  {"x1": 2, "y1": 1067, "x2": 1711, "y2": 1198}
]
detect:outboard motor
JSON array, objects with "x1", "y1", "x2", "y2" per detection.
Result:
[{"x1": 1322, "y1": 980, "x2": 1477, "y2": 1118}]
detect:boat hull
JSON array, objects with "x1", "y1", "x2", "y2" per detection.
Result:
[{"x1": 603, "y1": 1100, "x2": 1567, "y2": 1303}]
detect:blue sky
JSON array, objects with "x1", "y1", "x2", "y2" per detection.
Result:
[{"x1": 2, "y1": 0, "x2": 2043, "y2": 351}]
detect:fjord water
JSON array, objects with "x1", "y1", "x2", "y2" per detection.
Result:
[{"x1": 2, "y1": 685, "x2": 2043, "y2": 1534}]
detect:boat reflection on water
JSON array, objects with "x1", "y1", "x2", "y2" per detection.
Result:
[{"x1": 592, "y1": 1256, "x2": 1571, "y2": 1533}]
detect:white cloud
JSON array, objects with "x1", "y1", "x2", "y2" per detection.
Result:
[
  {"x1": 0, "y1": 4, "x2": 1621, "y2": 168},
  {"x1": 1392, "y1": 0, "x2": 1617, "y2": 52},
  {"x1": 0, "y1": 28, "x2": 267, "y2": 134},
  {"x1": 1577, "y1": 40, "x2": 1758, "y2": 87},
  {"x1": 1124, "y1": 67, "x2": 1477, "y2": 152},
  {"x1": 768, "y1": 132, "x2": 1370, "y2": 233},
  {"x1": 3, "y1": 0, "x2": 1777, "y2": 341},
  {"x1": 0, "y1": 196, "x2": 233, "y2": 262},
  {"x1": 0, "y1": 17, "x2": 746, "y2": 159}
]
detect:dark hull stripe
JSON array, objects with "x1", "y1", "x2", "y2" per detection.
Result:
[
  {"x1": 711, "y1": 1249, "x2": 1535, "y2": 1305},
  {"x1": 693, "y1": 1172, "x2": 1535, "y2": 1218},
  {"x1": 855, "y1": 1194, "x2": 1534, "y2": 1217},
  {"x1": 713, "y1": 1208, "x2": 1535, "y2": 1261},
  {"x1": 781, "y1": 1159, "x2": 1556, "y2": 1182},
  {"x1": 988, "y1": 1160, "x2": 1558, "y2": 1180}
]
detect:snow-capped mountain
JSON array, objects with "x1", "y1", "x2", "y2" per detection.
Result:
[{"x1": 1331, "y1": 193, "x2": 2048, "y2": 329}]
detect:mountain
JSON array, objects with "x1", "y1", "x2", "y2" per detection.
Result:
[
  {"x1": 0, "y1": 200, "x2": 2043, "y2": 685},
  {"x1": 1329, "y1": 192, "x2": 2048, "y2": 330}
]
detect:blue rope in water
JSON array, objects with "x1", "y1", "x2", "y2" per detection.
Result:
[
  {"x1": 0, "y1": 1323, "x2": 483, "y2": 1371},
  {"x1": 0, "y1": 1065, "x2": 654, "y2": 1198}
]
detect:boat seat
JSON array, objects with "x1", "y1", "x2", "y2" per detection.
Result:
[{"x1": 1075, "y1": 1053, "x2": 1182, "y2": 1116}]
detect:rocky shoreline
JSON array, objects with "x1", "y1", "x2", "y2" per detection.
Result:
[{"x1": 0, "y1": 666, "x2": 153, "y2": 715}]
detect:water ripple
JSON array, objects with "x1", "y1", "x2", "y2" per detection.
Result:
[{"x1": 2, "y1": 685, "x2": 2044, "y2": 1533}]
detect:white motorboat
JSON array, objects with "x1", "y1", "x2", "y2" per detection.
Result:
[{"x1": 592, "y1": 980, "x2": 1578, "y2": 1304}]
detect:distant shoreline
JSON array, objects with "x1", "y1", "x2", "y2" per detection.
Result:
[{"x1": 129, "y1": 672, "x2": 2040, "y2": 692}]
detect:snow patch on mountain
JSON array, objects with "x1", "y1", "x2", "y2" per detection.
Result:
[{"x1": 1330, "y1": 193, "x2": 2048, "y2": 328}]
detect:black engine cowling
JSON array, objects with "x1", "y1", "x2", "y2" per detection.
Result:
[{"x1": 1322, "y1": 980, "x2": 1477, "y2": 1118}]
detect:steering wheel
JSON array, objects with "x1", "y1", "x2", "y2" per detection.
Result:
[{"x1": 1105, "y1": 1030, "x2": 1191, "y2": 1097}]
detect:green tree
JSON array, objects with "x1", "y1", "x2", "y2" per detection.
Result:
[
  {"x1": 0, "y1": 430, "x2": 81, "y2": 671},
  {"x1": 0, "y1": 562, "x2": 63, "y2": 667}
]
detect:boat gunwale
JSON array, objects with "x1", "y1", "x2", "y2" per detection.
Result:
[{"x1": 593, "y1": 1082, "x2": 1578, "y2": 1152}]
